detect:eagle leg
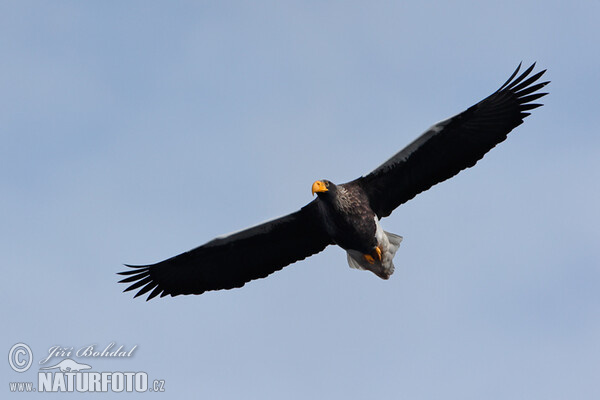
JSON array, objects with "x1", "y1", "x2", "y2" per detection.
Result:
[{"x1": 363, "y1": 246, "x2": 382, "y2": 265}]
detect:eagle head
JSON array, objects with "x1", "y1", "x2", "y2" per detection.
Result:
[{"x1": 312, "y1": 180, "x2": 337, "y2": 196}]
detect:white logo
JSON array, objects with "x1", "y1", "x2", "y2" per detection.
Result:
[
  {"x1": 39, "y1": 358, "x2": 91, "y2": 372},
  {"x1": 8, "y1": 343, "x2": 33, "y2": 373},
  {"x1": 8, "y1": 343, "x2": 165, "y2": 393}
]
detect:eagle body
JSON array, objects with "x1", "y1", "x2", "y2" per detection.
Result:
[
  {"x1": 315, "y1": 181, "x2": 377, "y2": 253},
  {"x1": 313, "y1": 180, "x2": 402, "y2": 279},
  {"x1": 119, "y1": 63, "x2": 549, "y2": 300}
]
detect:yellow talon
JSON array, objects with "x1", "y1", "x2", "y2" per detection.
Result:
[
  {"x1": 364, "y1": 247, "x2": 382, "y2": 265},
  {"x1": 374, "y1": 246, "x2": 382, "y2": 261}
]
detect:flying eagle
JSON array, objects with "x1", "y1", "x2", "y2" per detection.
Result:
[{"x1": 119, "y1": 63, "x2": 549, "y2": 300}]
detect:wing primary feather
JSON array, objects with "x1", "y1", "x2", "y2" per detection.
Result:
[
  {"x1": 511, "y1": 70, "x2": 547, "y2": 93},
  {"x1": 516, "y1": 81, "x2": 549, "y2": 97},
  {"x1": 146, "y1": 286, "x2": 163, "y2": 301},
  {"x1": 117, "y1": 269, "x2": 146, "y2": 276},
  {"x1": 505, "y1": 62, "x2": 537, "y2": 91},
  {"x1": 496, "y1": 62, "x2": 522, "y2": 92},
  {"x1": 520, "y1": 103, "x2": 544, "y2": 111},
  {"x1": 118, "y1": 272, "x2": 149, "y2": 283},
  {"x1": 134, "y1": 282, "x2": 158, "y2": 298},
  {"x1": 124, "y1": 276, "x2": 153, "y2": 292},
  {"x1": 519, "y1": 93, "x2": 548, "y2": 103},
  {"x1": 122, "y1": 264, "x2": 147, "y2": 269}
]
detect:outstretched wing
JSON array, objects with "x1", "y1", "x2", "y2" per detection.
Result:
[
  {"x1": 118, "y1": 200, "x2": 332, "y2": 300},
  {"x1": 354, "y1": 63, "x2": 549, "y2": 218}
]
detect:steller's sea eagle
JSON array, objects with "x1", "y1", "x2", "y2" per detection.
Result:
[{"x1": 119, "y1": 63, "x2": 549, "y2": 300}]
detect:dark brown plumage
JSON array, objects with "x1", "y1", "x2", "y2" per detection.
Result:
[{"x1": 119, "y1": 63, "x2": 549, "y2": 300}]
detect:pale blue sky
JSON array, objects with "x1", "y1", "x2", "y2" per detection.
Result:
[{"x1": 2, "y1": 1, "x2": 599, "y2": 399}]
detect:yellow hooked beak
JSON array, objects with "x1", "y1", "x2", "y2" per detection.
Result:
[{"x1": 311, "y1": 180, "x2": 328, "y2": 196}]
